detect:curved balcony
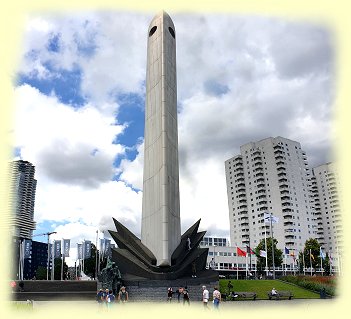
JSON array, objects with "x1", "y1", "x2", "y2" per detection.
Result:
[
  {"x1": 237, "y1": 187, "x2": 246, "y2": 193},
  {"x1": 253, "y1": 155, "x2": 262, "y2": 161},
  {"x1": 277, "y1": 172, "x2": 287, "y2": 177},
  {"x1": 274, "y1": 149, "x2": 284, "y2": 155},
  {"x1": 238, "y1": 205, "x2": 247, "y2": 210},
  {"x1": 258, "y1": 200, "x2": 267, "y2": 205},
  {"x1": 278, "y1": 177, "x2": 288, "y2": 183},
  {"x1": 238, "y1": 199, "x2": 247, "y2": 204},
  {"x1": 280, "y1": 189, "x2": 289, "y2": 195},
  {"x1": 281, "y1": 195, "x2": 291, "y2": 201},
  {"x1": 258, "y1": 206, "x2": 268, "y2": 211},
  {"x1": 283, "y1": 213, "x2": 293, "y2": 219},
  {"x1": 284, "y1": 221, "x2": 294, "y2": 226},
  {"x1": 282, "y1": 202, "x2": 292, "y2": 207},
  {"x1": 254, "y1": 161, "x2": 263, "y2": 166},
  {"x1": 285, "y1": 241, "x2": 295, "y2": 245},
  {"x1": 235, "y1": 177, "x2": 245, "y2": 183},
  {"x1": 257, "y1": 183, "x2": 265, "y2": 188},
  {"x1": 255, "y1": 172, "x2": 264, "y2": 177},
  {"x1": 276, "y1": 160, "x2": 285, "y2": 166},
  {"x1": 275, "y1": 155, "x2": 284, "y2": 160},
  {"x1": 253, "y1": 167, "x2": 263, "y2": 172},
  {"x1": 285, "y1": 234, "x2": 294, "y2": 239},
  {"x1": 240, "y1": 222, "x2": 249, "y2": 227},
  {"x1": 279, "y1": 183, "x2": 289, "y2": 189},
  {"x1": 257, "y1": 189, "x2": 266, "y2": 194},
  {"x1": 252, "y1": 150, "x2": 260, "y2": 156},
  {"x1": 237, "y1": 182, "x2": 246, "y2": 188},
  {"x1": 282, "y1": 207, "x2": 293, "y2": 212},
  {"x1": 284, "y1": 228, "x2": 294, "y2": 233},
  {"x1": 256, "y1": 177, "x2": 265, "y2": 183}
]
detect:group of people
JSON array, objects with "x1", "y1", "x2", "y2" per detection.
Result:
[
  {"x1": 167, "y1": 286, "x2": 190, "y2": 304},
  {"x1": 166, "y1": 285, "x2": 222, "y2": 309},
  {"x1": 96, "y1": 286, "x2": 128, "y2": 308}
]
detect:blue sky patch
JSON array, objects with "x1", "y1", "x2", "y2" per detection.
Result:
[
  {"x1": 47, "y1": 33, "x2": 61, "y2": 53},
  {"x1": 33, "y1": 220, "x2": 65, "y2": 243},
  {"x1": 17, "y1": 65, "x2": 86, "y2": 107},
  {"x1": 204, "y1": 79, "x2": 230, "y2": 96},
  {"x1": 115, "y1": 93, "x2": 145, "y2": 148}
]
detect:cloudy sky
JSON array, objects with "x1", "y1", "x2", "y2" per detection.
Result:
[{"x1": 13, "y1": 11, "x2": 335, "y2": 266}]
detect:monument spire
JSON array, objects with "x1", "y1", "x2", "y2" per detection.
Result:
[{"x1": 141, "y1": 11, "x2": 181, "y2": 266}]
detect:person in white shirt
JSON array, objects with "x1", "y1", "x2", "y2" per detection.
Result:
[
  {"x1": 271, "y1": 288, "x2": 278, "y2": 296},
  {"x1": 202, "y1": 286, "x2": 209, "y2": 309}
]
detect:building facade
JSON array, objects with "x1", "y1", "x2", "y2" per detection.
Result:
[
  {"x1": 9, "y1": 160, "x2": 37, "y2": 239},
  {"x1": 225, "y1": 137, "x2": 317, "y2": 256},
  {"x1": 312, "y1": 163, "x2": 342, "y2": 254}
]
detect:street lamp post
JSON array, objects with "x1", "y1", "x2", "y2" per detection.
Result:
[
  {"x1": 213, "y1": 245, "x2": 217, "y2": 270},
  {"x1": 95, "y1": 230, "x2": 99, "y2": 280},
  {"x1": 270, "y1": 213, "x2": 276, "y2": 280}
]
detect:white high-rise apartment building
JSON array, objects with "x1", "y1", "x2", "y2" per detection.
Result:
[
  {"x1": 312, "y1": 163, "x2": 342, "y2": 253},
  {"x1": 225, "y1": 137, "x2": 316, "y2": 254}
]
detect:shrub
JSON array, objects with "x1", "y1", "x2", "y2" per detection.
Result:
[{"x1": 280, "y1": 275, "x2": 337, "y2": 296}]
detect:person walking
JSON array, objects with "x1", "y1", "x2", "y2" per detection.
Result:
[
  {"x1": 183, "y1": 286, "x2": 190, "y2": 306},
  {"x1": 212, "y1": 287, "x2": 221, "y2": 309},
  {"x1": 177, "y1": 287, "x2": 183, "y2": 303},
  {"x1": 202, "y1": 285, "x2": 209, "y2": 309}
]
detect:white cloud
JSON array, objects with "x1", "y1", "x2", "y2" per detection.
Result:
[
  {"x1": 14, "y1": 84, "x2": 124, "y2": 187},
  {"x1": 118, "y1": 141, "x2": 144, "y2": 190}
]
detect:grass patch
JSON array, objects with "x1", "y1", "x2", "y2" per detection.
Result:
[
  {"x1": 219, "y1": 279, "x2": 320, "y2": 299},
  {"x1": 11, "y1": 302, "x2": 34, "y2": 311}
]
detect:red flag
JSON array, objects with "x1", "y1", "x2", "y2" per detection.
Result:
[{"x1": 237, "y1": 247, "x2": 247, "y2": 257}]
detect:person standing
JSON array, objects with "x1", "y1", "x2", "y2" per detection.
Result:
[
  {"x1": 103, "y1": 289, "x2": 109, "y2": 306},
  {"x1": 118, "y1": 286, "x2": 129, "y2": 303},
  {"x1": 167, "y1": 287, "x2": 173, "y2": 302},
  {"x1": 209, "y1": 258, "x2": 216, "y2": 270},
  {"x1": 212, "y1": 287, "x2": 221, "y2": 309},
  {"x1": 227, "y1": 280, "x2": 233, "y2": 295},
  {"x1": 107, "y1": 290, "x2": 115, "y2": 309},
  {"x1": 202, "y1": 286, "x2": 209, "y2": 309},
  {"x1": 96, "y1": 289, "x2": 104, "y2": 309}
]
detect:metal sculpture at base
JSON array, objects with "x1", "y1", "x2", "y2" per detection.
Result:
[
  {"x1": 108, "y1": 218, "x2": 217, "y2": 281},
  {"x1": 97, "y1": 257, "x2": 122, "y2": 293}
]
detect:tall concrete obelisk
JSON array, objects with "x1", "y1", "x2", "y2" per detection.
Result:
[{"x1": 141, "y1": 11, "x2": 181, "y2": 266}]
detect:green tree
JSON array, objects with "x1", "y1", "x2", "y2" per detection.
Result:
[
  {"x1": 53, "y1": 257, "x2": 68, "y2": 280},
  {"x1": 255, "y1": 237, "x2": 283, "y2": 273},
  {"x1": 83, "y1": 244, "x2": 97, "y2": 279},
  {"x1": 35, "y1": 266, "x2": 47, "y2": 280},
  {"x1": 299, "y1": 238, "x2": 320, "y2": 272}
]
